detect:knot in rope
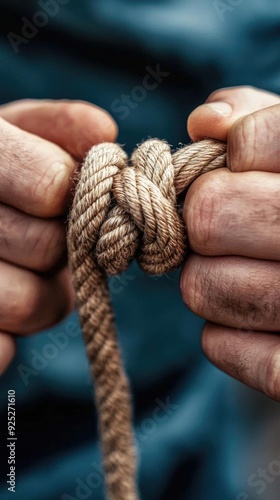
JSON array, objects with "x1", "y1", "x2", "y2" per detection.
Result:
[
  {"x1": 67, "y1": 138, "x2": 227, "y2": 500},
  {"x1": 70, "y1": 138, "x2": 226, "y2": 277}
]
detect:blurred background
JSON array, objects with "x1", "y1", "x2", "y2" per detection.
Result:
[{"x1": 0, "y1": 1, "x2": 280, "y2": 499}]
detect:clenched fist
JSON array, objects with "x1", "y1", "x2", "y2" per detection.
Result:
[
  {"x1": 0, "y1": 99, "x2": 117, "y2": 374},
  {"x1": 181, "y1": 86, "x2": 280, "y2": 402}
]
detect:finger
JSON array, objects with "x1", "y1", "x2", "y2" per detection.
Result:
[
  {"x1": 0, "y1": 203, "x2": 66, "y2": 272},
  {"x1": 0, "y1": 118, "x2": 76, "y2": 217},
  {"x1": 183, "y1": 168, "x2": 280, "y2": 260},
  {"x1": 0, "y1": 261, "x2": 73, "y2": 335},
  {"x1": 228, "y1": 103, "x2": 280, "y2": 173},
  {"x1": 202, "y1": 323, "x2": 280, "y2": 403},
  {"x1": 0, "y1": 99, "x2": 118, "y2": 159},
  {"x1": 187, "y1": 86, "x2": 280, "y2": 141},
  {"x1": 0, "y1": 333, "x2": 16, "y2": 374},
  {"x1": 180, "y1": 254, "x2": 280, "y2": 331}
]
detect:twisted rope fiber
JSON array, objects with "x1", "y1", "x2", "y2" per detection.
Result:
[{"x1": 67, "y1": 138, "x2": 227, "y2": 499}]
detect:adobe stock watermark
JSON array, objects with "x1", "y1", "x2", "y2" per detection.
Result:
[
  {"x1": 213, "y1": 0, "x2": 245, "y2": 22},
  {"x1": 136, "y1": 396, "x2": 179, "y2": 443},
  {"x1": 236, "y1": 455, "x2": 280, "y2": 499},
  {"x1": 109, "y1": 270, "x2": 136, "y2": 295},
  {"x1": 16, "y1": 272, "x2": 136, "y2": 386},
  {"x1": 61, "y1": 461, "x2": 104, "y2": 500},
  {"x1": 61, "y1": 396, "x2": 179, "y2": 499},
  {"x1": 17, "y1": 320, "x2": 80, "y2": 386},
  {"x1": 7, "y1": 0, "x2": 70, "y2": 54},
  {"x1": 111, "y1": 64, "x2": 170, "y2": 121}
]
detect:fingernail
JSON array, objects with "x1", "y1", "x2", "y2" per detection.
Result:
[{"x1": 206, "y1": 101, "x2": 232, "y2": 117}]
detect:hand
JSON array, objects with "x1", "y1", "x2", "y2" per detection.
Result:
[
  {"x1": 0, "y1": 99, "x2": 117, "y2": 374},
  {"x1": 180, "y1": 86, "x2": 280, "y2": 401}
]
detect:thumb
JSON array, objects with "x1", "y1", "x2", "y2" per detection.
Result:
[{"x1": 187, "y1": 86, "x2": 280, "y2": 142}]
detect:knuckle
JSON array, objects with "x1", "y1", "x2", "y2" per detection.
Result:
[
  {"x1": 27, "y1": 221, "x2": 66, "y2": 272},
  {"x1": 201, "y1": 327, "x2": 209, "y2": 355},
  {"x1": 263, "y1": 348, "x2": 280, "y2": 402},
  {"x1": 31, "y1": 161, "x2": 69, "y2": 216},
  {"x1": 97, "y1": 110, "x2": 118, "y2": 142},
  {"x1": 180, "y1": 256, "x2": 207, "y2": 317},
  {"x1": 0, "y1": 115, "x2": 73, "y2": 217},
  {"x1": 0, "y1": 116, "x2": 7, "y2": 132},
  {"x1": 12, "y1": 277, "x2": 41, "y2": 331},
  {"x1": 213, "y1": 273, "x2": 279, "y2": 330},
  {"x1": 184, "y1": 173, "x2": 224, "y2": 254},
  {"x1": 59, "y1": 103, "x2": 77, "y2": 129},
  {"x1": 206, "y1": 88, "x2": 229, "y2": 102},
  {"x1": 207, "y1": 86, "x2": 256, "y2": 103},
  {"x1": 76, "y1": 102, "x2": 118, "y2": 141},
  {"x1": 0, "y1": 121, "x2": 30, "y2": 175},
  {"x1": 229, "y1": 114, "x2": 257, "y2": 171},
  {"x1": 230, "y1": 348, "x2": 254, "y2": 381},
  {"x1": 201, "y1": 325, "x2": 213, "y2": 358}
]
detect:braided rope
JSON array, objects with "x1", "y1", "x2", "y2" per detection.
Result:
[{"x1": 67, "y1": 138, "x2": 227, "y2": 499}]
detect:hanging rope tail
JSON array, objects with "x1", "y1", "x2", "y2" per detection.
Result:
[{"x1": 67, "y1": 138, "x2": 227, "y2": 500}]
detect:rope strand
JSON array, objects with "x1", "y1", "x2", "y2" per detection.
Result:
[{"x1": 67, "y1": 138, "x2": 227, "y2": 500}]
